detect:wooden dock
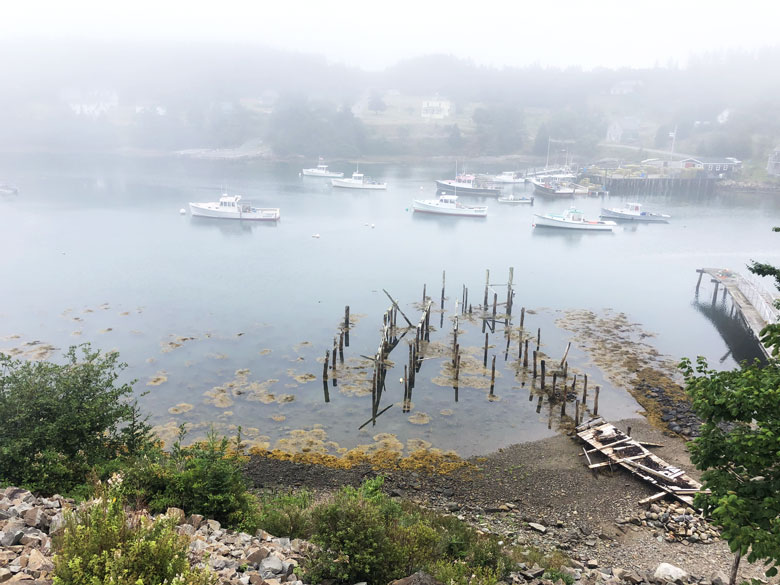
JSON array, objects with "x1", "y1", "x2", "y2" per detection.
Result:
[
  {"x1": 696, "y1": 268, "x2": 779, "y2": 360},
  {"x1": 576, "y1": 418, "x2": 708, "y2": 506}
]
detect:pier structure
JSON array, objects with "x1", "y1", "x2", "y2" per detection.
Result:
[{"x1": 696, "y1": 268, "x2": 779, "y2": 360}]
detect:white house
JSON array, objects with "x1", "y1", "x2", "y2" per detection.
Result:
[{"x1": 421, "y1": 99, "x2": 452, "y2": 119}]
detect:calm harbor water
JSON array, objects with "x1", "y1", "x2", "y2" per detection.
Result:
[{"x1": 1, "y1": 154, "x2": 778, "y2": 456}]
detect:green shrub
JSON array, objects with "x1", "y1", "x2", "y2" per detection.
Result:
[
  {"x1": 257, "y1": 489, "x2": 314, "y2": 539},
  {"x1": 427, "y1": 559, "x2": 504, "y2": 585},
  {"x1": 53, "y1": 478, "x2": 215, "y2": 585},
  {"x1": 0, "y1": 345, "x2": 154, "y2": 495},
  {"x1": 120, "y1": 427, "x2": 260, "y2": 532},
  {"x1": 306, "y1": 487, "x2": 401, "y2": 585}
]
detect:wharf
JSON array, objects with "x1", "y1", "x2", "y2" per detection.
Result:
[{"x1": 696, "y1": 268, "x2": 779, "y2": 360}]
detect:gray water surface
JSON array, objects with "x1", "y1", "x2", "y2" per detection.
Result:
[{"x1": 1, "y1": 155, "x2": 778, "y2": 456}]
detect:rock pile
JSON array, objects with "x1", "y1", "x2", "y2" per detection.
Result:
[
  {"x1": 618, "y1": 502, "x2": 720, "y2": 545},
  {"x1": 0, "y1": 486, "x2": 312, "y2": 585},
  {"x1": 635, "y1": 382, "x2": 701, "y2": 437},
  {"x1": 0, "y1": 486, "x2": 70, "y2": 584}
]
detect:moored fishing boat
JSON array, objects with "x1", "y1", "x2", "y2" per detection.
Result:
[
  {"x1": 533, "y1": 207, "x2": 615, "y2": 231},
  {"x1": 491, "y1": 171, "x2": 524, "y2": 184},
  {"x1": 302, "y1": 158, "x2": 343, "y2": 178},
  {"x1": 600, "y1": 202, "x2": 670, "y2": 222},
  {"x1": 331, "y1": 170, "x2": 386, "y2": 190},
  {"x1": 435, "y1": 174, "x2": 501, "y2": 196},
  {"x1": 413, "y1": 194, "x2": 487, "y2": 217},
  {"x1": 530, "y1": 179, "x2": 589, "y2": 196},
  {"x1": 497, "y1": 193, "x2": 534, "y2": 204},
  {"x1": 189, "y1": 193, "x2": 280, "y2": 221}
]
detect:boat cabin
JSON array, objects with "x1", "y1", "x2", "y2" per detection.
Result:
[
  {"x1": 218, "y1": 195, "x2": 241, "y2": 207},
  {"x1": 439, "y1": 194, "x2": 458, "y2": 205},
  {"x1": 626, "y1": 202, "x2": 642, "y2": 212},
  {"x1": 566, "y1": 208, "x2": 584, "y2": 221}
]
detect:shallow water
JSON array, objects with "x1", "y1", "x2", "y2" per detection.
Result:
[{"x1": 1, "y1": 155, "x2": 777, "y2": 456}]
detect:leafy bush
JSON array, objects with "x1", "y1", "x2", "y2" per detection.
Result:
[
  {"x1": 120, "y1": 427, "x2": 261, "y2": 532},
  {"x1": 300, "y1": 477, "x2": 515, "y2": 585},
  {"x1": 0, "y1": 345, "x2": 153, "y2": 495},
  {"x1": 543, "y1": 569, "x2": 575, "y2": 585},
  {"x1": 257, "y1": 489, "x2": 314, "y2": 539},
  {"x1": 53, "y1": 477, "x2": 215, "y2": 585}
]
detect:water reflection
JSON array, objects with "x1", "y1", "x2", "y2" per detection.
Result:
[
  {"x1": 691, "y1": 294, "x2": 765, "y2": 364},
  {"x1": 188, "y1": 216, "x2": 278, "y2": 235}
]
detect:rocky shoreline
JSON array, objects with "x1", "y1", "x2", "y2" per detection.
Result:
[{"x1": 0, "y1": 485, "x2": 747, "y2": 585}]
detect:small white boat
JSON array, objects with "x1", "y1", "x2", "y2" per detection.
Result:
[
  {"x1": 331, "y1": 171, "x2": 386, "y2": 190},
  {"x1": 534, "y1": 207, "x2": 616, "y2": 231},
  {"x1": 600, "y1": 202, "x2": 670, "y2": 222},
  {"x1": 531, "y1": 179, "x2": 589, "y2": 196},
  {"x1": 491, "y1": 171, "x2": 525, "y2": 184},
  {"x1": 435, "y1": 174, "x2": 501, "y2": 196},
  {"x1": 413, "y1": 194, "x2": 487, "y2": 217},
  {"x1": 189, "y1": 193, "x2": 280, "y2": 221},
  {"x1": 302, "y1": 158, "x2": 343, "y2": 178},
  {"x1": 497, "y1": 193, "x2": 534, "y2": 204}
]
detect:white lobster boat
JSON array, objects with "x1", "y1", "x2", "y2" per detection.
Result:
[
  {"x1": 331, "y1": 171, "x2": 386, "y2": 190},
  {"x1": 189, "y1": 194, "x2": 280, "y2": 221},
  {"x1": 600, "y1": 202, "x2": 670, "y2": 222},
  {"x1": 413, "y1": 194, "x2": 487, "y2": 217},
  {"x1": 497, "y1": 193, "x2": 534, "y2": 204},
  {"x1": 302, "y1": 158, "x2": 343, "y2": 178},
  {"x1": 534, "y1": 208, "x2": 615, "y2": 231}
]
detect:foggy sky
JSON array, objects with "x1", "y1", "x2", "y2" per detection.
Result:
[{"x1": 4, "y1": 0, "x2": 778, "y2": 71}]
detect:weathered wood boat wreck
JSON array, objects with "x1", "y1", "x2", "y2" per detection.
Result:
[{"x1": 576, "y1": 417, "x2": 709, "y2": 506}]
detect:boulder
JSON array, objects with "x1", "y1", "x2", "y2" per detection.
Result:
[
  {"x1": 165, "y1": 508, "x2": 186, "y2": 525},
  {"x1": 653, "y1": 563, "x2": 688, "y2": 583},
  {"x1": 710, "y1": 572, "x2": 729, "y2": 585},
  {"x1": 260, "y1": 555, "x2": 285, "y2": 576},
  {"x1": 528, "y1": 522, "x2": 547, "y2": 534},
  {"x1": 26, "y1": 550, "x2": 54, "y2": 573},
  {"x1": 0, "y1": 520, "x2": 26, "y2": 547}
]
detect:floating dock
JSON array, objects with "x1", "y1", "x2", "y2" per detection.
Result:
[
  {"x1": 696, "y1": 268, "x2": 779, "y2": 360},
  {"x1": 576, "y1": 417, "x2": 708, "y2": 506}
]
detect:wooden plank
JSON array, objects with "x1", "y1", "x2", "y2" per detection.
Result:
[
  {"x1": 588, "y1": 454, "x2": 646, "y2": 469},
  {"x1": 638, "y1": 492, "x2": 668, "y2": 505}
]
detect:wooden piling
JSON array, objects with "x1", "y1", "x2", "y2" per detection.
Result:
[
  {"x1": 536, "y1": 394, "x2": 543, "y2": 413},
  {"x1": 582, "y1": 374, "x2": 588, "y2": 403},
  {"x1": 332, "y1": 337, "x2": 337, "y2": 369},
  {"x1": 517, "y1": 332, "x2": 523, "y2": 361},
  {"x1": 594, "y1": 386, "x2": 600, "y2": 415},
  {"x1": 490, "y1": 355, "x2": 496, "y2": 393},
  {"x1": 552, "y1": 372, "x2": 557, "y2": 397},
  {"x1": 504, "y1": 331, "x2": 511, "y2": 361},
  {"x1": 323, "y1": 379, "x2": 330, "y2": 402},
  {"x1": 492, "y1": 292, "x2": 497, "y2": 329},
  {"x1": 541, "y1": 359, "x2": 546, "y2": 389},
  {"x1": 627, "y1": 425, "x2": 632, "y2": 437},
  {"x1": 506, "y1": 267, "x2": 514, "y2": 316},
  {"x1": 536, "y1": 327, "x2": 541, "y2": 351},
  {"x1": 344, "y1": 306, "x2": 350, "y2": 347},
  {"x1": 440, "y1": 270, "x2": 446, "y2": 311},
  {"x1": 323, "y1": 350, "x2": 329, "y2": 380},
  {"x1": 422, "y1": 284, "x2": 426, "y2": 303},
  {"x1": 533, "y1": 350, "x2": 537, "y2": 378},
  {"x1": 339, "y1": 331, "x2": 344, "y2": 363},
  {"x1": 520, "y1": 307, "x2": 525, "y2": 329},
  {"x1": 575, "y1": 399, "x2": 580, "y2": 426},
  {"x1": 483, "y1": 332, "x2": 489, "y2": 367},
  {"x1": 560, "y1": 388, "x2": 566, "y2": 416},
  {"x1": 523, "y1": 339, "x2": 529, "y2": 368},
  {"x1": 455, "y1": 349, "x2": 461, "y2": 381}
]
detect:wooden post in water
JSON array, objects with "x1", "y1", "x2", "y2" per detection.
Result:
[
  {"x1": 575, "y1": 399, "x2": 580, "y2": 426},
  {"x1": 323, "y1": 379, "x2": 330, "y2": 403},
  {"x1": 560, "y1": 387, "x2": 566, "y2": 416},
  {"x1": 492, "y1": 292, "x2": 497, "y2": 330},
  {"x1": 541, "y1": 359, "x2": 546, "y2": 390},
  {"x1": 504, "y1": 331, "x2": 511, "y2": 361},
  {"x1": 344, "y1": 305, "x2": 350, "y2": 347},
  {"x1": 455, "y1": 347, "x2": 460, "y2": 381},
  {"x1": 520, "y1": 307, "x2": 525, "y2": 330},
  {"x1": 484, "y1": 269, "x2": 490, "y2": 308},
  {"x1": 490, "y1": 355, "x2": 496, "y2": 394},
  {"x1": 536, "y1": 394, "x2": 543, "y2": 413},
  {"x1": 594, "y1": 386, "x2": 600, "y2": 416},
  {"x1": 533, "y1": 350, "x2": 537, "y2": 378},
  {"x1": 627, "y1": 425, "x2": 632, "y2": 437},
  {"x1": 464, "y1": 288, "x2": 468, "y2": 314},
  {"x1": 523, "y1": 339, "x2": 529, "y2": 368},
  {"x1": 483, "y1": 332, "x2": 489, "y2": 367},
  {"x1": 422, "y1": 284, "x2": 426, "y2": 303},
  {"x1": 695, "y1": 270, "x2": 703, "y2": 295},
  {"x1": 536, "y1": 327, "x2": 541, "y2": 351},
  {"x1": 339, "y1": 331, "x2": 344, "y2": 363},
  {"x1": 332, "y1": 337, "x2": 337, "y2": 370},
  {"x1": 552, "y1": 372, "x2": 557, "y2": 398},
  {"x1": 403, "y1": 365, "x2": 409, "y2": 411},
  {"x1": 518, "y1": 332, "x2": 523, "y2": 361},
  {"x1": 582, "y1": 374, "x2": 588, "y2": 403},
  {"x1": 323, "y1": 350, "x2": 329, "y2": 381},
  {"x1": 506, "y1": 267, "x2": 514, "y2": 316},
  {"x1": 440, "y1": 270, "x2": 446, "y2": 311}
]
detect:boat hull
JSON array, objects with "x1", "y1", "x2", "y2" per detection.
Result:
[
  {"x1": 497, "y1": 196, "x2": 534, "y2": 204},
  {"x1": 331, "y1": 179, "x2": 386, "y2": 189},
  {"x1": 435, "y1": 180, "x2": 501, "y2": 196},
  {"x1": 600, "y1": 208, "x2": 670, "y2": 222},
  {"x1": 189, "y1": 202, "x2": 280, "y2": 221},
  {"x1": 412, "y1": 199, "x2": 487, "y2": 217},
  {"x1": 533, "y1": 214, "x2": 614, "y2": 231},
  {"x1": 302, "y1": 169, "x2": 343, "y2": 178}
]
